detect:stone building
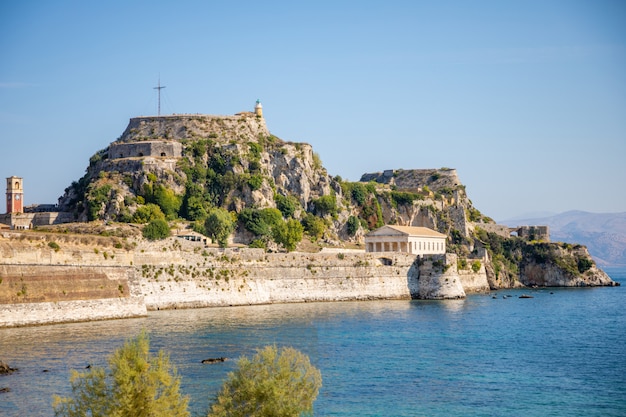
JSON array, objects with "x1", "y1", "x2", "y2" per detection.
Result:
[
  {"x1": 108, "y1": 140, "x2": 182, "y2": 159},
  {"x1": 1, "y1": 176, "x2": 73, "y2": 229},
  {"x1": 365, "y1": 225, "x2": 447, "y2": 255}
]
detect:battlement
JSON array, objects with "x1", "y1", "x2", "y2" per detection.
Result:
[
  {"x1": 511, "y1": 225, "x2": 550, "y2": 242},
  {"x1": 115, "y1": 112, "x2": 269, "y2": 145},
  {"x1": 360, "y1": 168, "x2": 461, "y2": 192}
]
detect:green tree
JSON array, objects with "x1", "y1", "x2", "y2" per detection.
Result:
[
  {"x1": 153, "y1": 185, "x2": 182, "y2": 219},
  {"x1": 312, "y1": 195, "x2": 337, "y2": 217},
  {"x1": 207, "y1": 346, "x2": 322, "y2": 417},
  {"x1": 346, "y1": 215, "x2": 360, "y2": 236},
  {"x1": 275, "y1": 194, "x2": 299, "y2": 218},
  {"x1": 53, "y1": 331, "x2": 189, "y2": 417},
  {"x1": 205, "y1": 208, "x2": 234, "y2": 248},
  {"x1": 301, "y1": 213, "x2": 326, "y2": 241},
  {"x1": 142, "y1": 218, "x2": 171, "y2": 240},
  {"x1": 133, "y1": 203, "x2": 166, "y2": 224},
  {"x1": 273, "y1": 218, "x2": 304, "y2": 252},
  {"x1": 86, "y1": 184, "x2": 112, "y2": 221}
]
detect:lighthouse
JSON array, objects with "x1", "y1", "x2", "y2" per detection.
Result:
[{"x1": 254, "y1": 99, "x2": 263, "y2": 118}]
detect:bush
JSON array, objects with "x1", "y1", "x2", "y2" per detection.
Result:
[
  {"x1": 390, "y1": 191, "x2": 421, "y2": 207},
  {"x1": 272, "y1": 219, "x2": 304, "y2": 252},
  {"x1": 471, "y1": 260, "x2": 482, "y2": 273},
  {"x1": 577, "y1": 257, "x2": 594, "y2": 273},
  {"x1": 312, "y1": 195, "x2": 337, "y2": 217},
  {"x1": 53, "y1": 331, "x2": 189, "y2": 417},
  {"x1": 239, "y1": 208, "x2": 283, "y2": 238},
  {"x1": 347, "y1": 215, "x2": 360, "y2": 236},
  {"x1": 301, "y1": 213, "x2": 326, "y2": 241},
  {"x1": 351, "y1": 183, "x2": 367, "y2": 206},
  {"x1": 208, "y1": 346, "x2": 321, "y2": 417},
  {"x1": 205, "y1": 208, "x2": 234, "y2": 248},
  {"x1": 275, "y1": 194, "x2": 299, "y2": 218},
  {"x1": 133, "y1": 203, "x2": 166, "y2": 224},
  {"x1": 142, "y1": 219, "x2": 171, "y2": 240},
  {"x1": 247, "y1": 174, "x2": 264, "y2": 191},
  {"x1": 86, "y1": 184, "x2": 112, "y2": 221},
  {"x1": 153, "y1": 185, "x2": 182, "y2": 219}
]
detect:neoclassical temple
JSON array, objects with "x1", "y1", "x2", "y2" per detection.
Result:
[{"x1": 365, "y1": 225, "x2": 447, "y2": 255}]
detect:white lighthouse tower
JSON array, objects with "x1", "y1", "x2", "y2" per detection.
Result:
[{"x1": 254, "y1": 99, "x2": 263, "y2": 118}]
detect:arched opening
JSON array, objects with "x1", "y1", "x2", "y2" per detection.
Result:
[
  {"x1": 15, "y1": 181, "x2": 20, "y2": 189},
  {"x1": 138, "y1": 152, "x2": 144, "y2": 157},
  {"x1": 161, "y1": 152, "x2": 166, "y2": 157},
  {"x1": 379, "y1": 257, "x2": 393, "y2": 266}
]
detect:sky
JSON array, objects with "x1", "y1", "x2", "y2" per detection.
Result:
[{"x1": 1, "y1": 0, "x2": 625, "y2": 221}]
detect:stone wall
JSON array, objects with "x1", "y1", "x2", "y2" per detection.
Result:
[
  {"x1": 0, "y1": 212, "x2": 74, "y2": 229},
  {"x1": 0, "y1": 233, "x2": 493, "y2": 327},
  {"x1": 108, "y1": 141, "x2": 183, "y2": 159},
  {"x1": 0, "y1": 265, "x2": 146, "y2": 327},
  {"x1": 135, "y1": 251, "x2": 420, "y2": 310}
]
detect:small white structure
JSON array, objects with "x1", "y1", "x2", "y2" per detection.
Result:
[{"x1": 365, "y1": 225, "x2": 447, "y2": 255}]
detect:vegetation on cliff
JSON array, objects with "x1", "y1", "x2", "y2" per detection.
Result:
[{"x1": 55, "y1": 114, "x2": 609, "y2": 287}]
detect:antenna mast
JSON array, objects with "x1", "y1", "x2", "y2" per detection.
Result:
[{"x1": 153, "y1": 77, "x2": 166, "y2": 116}]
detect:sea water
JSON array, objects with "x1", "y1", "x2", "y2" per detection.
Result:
[{"x1": 1, "y1": 268, "x2": 625, "y2": 417}]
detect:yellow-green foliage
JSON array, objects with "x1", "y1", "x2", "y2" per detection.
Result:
[
  {"x1": 53, "y1": 331, "x2": 189, "y2": 417},
  {"x1": 208, "y1": 346, "x2": 322, "y2": 417}
]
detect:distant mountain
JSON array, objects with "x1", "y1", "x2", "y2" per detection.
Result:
[{"x1": 501, "y1": 211, "x2": 626, "y2": 267}]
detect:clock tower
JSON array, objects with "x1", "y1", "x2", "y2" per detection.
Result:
[{"x1": 6, "y1": 176, "x2": 23, "y2": 214}]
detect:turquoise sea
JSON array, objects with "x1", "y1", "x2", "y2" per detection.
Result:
[{"x1": 1, "y1": 268, "x2": 625, "y2": 416}]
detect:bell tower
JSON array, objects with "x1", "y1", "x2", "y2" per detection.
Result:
[{"x1": 6, "y1": 176, "x2": 24, "y2": 214}]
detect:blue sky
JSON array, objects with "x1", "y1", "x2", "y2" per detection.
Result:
[{"x1": 1, "y1": 0, "x2": 625, "y2": 221}]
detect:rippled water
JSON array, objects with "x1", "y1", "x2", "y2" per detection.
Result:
[{"x1": 1, "y1": 268, "x2": 625, "y2": 416}]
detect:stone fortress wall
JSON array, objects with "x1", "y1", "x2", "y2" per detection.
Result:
[
  {"x1": 108, "y1": 141, "x2": 183, "y2": 159},
  {"x1": 0, "y1": 232, "x2": 490, "y2": 327}
]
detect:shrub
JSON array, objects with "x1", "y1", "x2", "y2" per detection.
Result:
[
  {"x1": 208, "y1": 346, "x2": 321, "y2": 417},
  {"x1": 205, "y1": 208, "x2": 234, "y2": 248},
  {"x1": 471, "y1": 260, "x2": 482, "y2": 273},
  {"x1": 48, "y1": 241, "x2": 60, "y2": 252},
  {"x1": 351, "y1": 183, "x2": 367, "y2": 206},
  {"x1": 275, "y1": 194, "x2": 299, "y2": 218},
  {"x1": 347, "y1": 215, "x2": 360, "y2": 236},
  {"x1": 247, "y1": 174, "x2": 264, "y2": 191},
  {"x1": 301, "y1": 213, "x2": 326, "y2": 241},
  {"x1": 133, "y1": 203, "x2": 166, "y2": 224},
  {"x1": 272, "y1": 219, "x2": 304, "y2": 252},
  {"x1": 153, "y1": 185, "x2": 182, "y2": 219},
  {"x1": 142, "y1": 219, "x2": 171, "y2": 240},
  {"x1": 86, "y1": 184, "x2": 112, "y2": 221},
  {"x1": 312, "y1": 195, "x2": 337, "y2": 217},
  {"x1": 390, "y1": 191, "x2": 421, "y2": 207},
  {"x1": 53, "y1": 331, "x2": 189, "y2": 417},
  {"x1": 577, "y1": 257, "x2": 594, "y2": 273}
]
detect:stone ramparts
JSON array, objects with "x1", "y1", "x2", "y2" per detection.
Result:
[
  {"x1": 108, "y1": 140, "x2": 182, "y2": 159},
  {"x1": 0, "y1": 264, "x2": 146, "y2": 327},
  {"x1": 0, "y1": 233, "x2": 492, "y2": 327}
]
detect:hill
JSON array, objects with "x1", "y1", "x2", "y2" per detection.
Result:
[
  {"x1": 53, "y1": 106, "x2": 614, "y2": 288},
  {"x1": 502, "y1": 211, "x2": 626, "y2": 267}
]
